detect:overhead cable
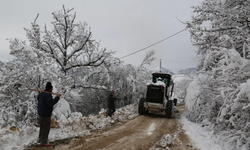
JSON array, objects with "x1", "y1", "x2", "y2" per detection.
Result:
[{"x1": 119, "y1": 28, "x2": 186, "y2": 59}]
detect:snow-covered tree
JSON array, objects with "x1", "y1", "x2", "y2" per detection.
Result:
[
  {"x1": 174, "y1": 77, "x2": 193, "y2": 103},
  {"x1": 1, "y1": 6, "x2": 120, "y2": 127},
  {"x1": 132, "y1": 50, "x2": 156, "y2": 102},
  {"x1": 1, "y1": 6, "x2": 154, "y2": 130},
  {"x1": 187, "y1": 0, "x2": 250, "y2": 149}
]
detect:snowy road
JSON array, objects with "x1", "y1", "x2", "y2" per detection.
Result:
[{"x1": 26, "y1": 105, "x2": 198, "y2": 150}]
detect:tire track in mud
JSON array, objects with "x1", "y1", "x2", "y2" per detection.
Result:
[
  {"x1": 102, "y1": 115, "x2": 177, "y2": 150},
  {"x1": 59, "y1": 114, "x2": 176, "y2": 150}
]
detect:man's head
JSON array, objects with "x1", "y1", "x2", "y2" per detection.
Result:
[
  {"x1": 45, "y1": 82, "x2": 53, "y2": 92},
  {"x1": 158, "y1": 77, "x2": 162, "y2": 81},
  {"x1": 110, "y1": 90, "x2": 114, "y2": 95}
]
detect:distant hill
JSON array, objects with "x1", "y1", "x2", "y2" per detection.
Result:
[
  {"x1": 178, "y1": 68, "x2": 196, "y2": 77},
  {"x1": 172, "y1": 74, "x2": 190, "y2": 83},
  {"x1": 153, "y1": 67, "x2": 175, "y2": 75}
]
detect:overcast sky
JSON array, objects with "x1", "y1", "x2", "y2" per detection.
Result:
[{"x1": 0, "y1": 0, "x2": 203, "y2": 72}]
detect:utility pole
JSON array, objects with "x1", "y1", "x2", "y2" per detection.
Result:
[{"x1": 160, "y1": 59, "x2": 162, "y2": 72}]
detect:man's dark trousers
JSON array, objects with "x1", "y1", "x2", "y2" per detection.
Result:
[
  {"x1": 39, "y1": 116, "x2": 51, "y2": 144},
  {"x1": 108, "y1": 108, "x2": 116, "y2": 117}
]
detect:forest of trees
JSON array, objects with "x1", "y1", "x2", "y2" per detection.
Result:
[
  {"x1": 186, "y1": 0, "x2": 250, "y2": 149},
  {"x1": 0, "y1": 6, "x2": 155, "y2": 128},
  {"x1": 1, "y1": 0, "x2": 250, "y2": 149}
]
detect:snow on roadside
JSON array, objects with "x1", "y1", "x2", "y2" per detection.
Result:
[
  {"x1": 0, "y1": 125, "x2": 39, "y2": 150},
  {"x1": 181, "y1": 114, "x2": 224, "y2": 150},
  {"x1": 0, "y1": 104, "x2": 138, "y2": 150},
  {"x1": 151, "y1": 134, "x2": 172, "y2": 149},
  {"x1": 149, "y1": 107, "x2": 225, "y2": 150}
]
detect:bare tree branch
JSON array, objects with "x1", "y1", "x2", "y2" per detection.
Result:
[{"x1": 34, "y1": 13, "x2": 39, "y2": 24}]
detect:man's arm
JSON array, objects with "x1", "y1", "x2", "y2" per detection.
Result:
[{"x1": 44, "y1": 94, "x2": 60, "y2": 107}]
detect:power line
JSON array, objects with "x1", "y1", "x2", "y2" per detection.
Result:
[{"x1": 119, "y1": 28, "x2": 186, "y2": 59}]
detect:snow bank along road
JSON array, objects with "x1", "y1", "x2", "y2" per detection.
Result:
[{"x1": 27, "y1": 105, "x2": 198, "y2": 150}]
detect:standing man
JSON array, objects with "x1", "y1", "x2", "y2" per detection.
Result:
[
  {"x1": 107, "y1": 90, "x2": 117, "y2": 117},
  {"x1": 37, "y1": 82, "x2": 61, "y2": 146}
]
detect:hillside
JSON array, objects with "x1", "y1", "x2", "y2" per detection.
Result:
[{"x1": 178, "y1": 68, "x2": 196, "y2": 77}]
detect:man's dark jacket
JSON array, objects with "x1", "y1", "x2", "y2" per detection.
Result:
[
  {"x1": 37, "y1": 92, "x2": 60, "y2": 117},
  {"x1": 107, "y1": 94, "x2": 116, "y2": 109}
]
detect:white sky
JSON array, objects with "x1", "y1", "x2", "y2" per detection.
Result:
[{"x1": 0, "y1": 0, "x2": 203, "y2": 72}]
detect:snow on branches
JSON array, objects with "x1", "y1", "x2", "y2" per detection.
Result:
[
  {"x1": 41, "y1": 6, "x2": 117, "y2": 74},
  {"x1": 1, "y1": 6, "x2": 153, "y2": 131},
  {"x1": 186, "y1": 0, "x2": 250, "y2": 149}
]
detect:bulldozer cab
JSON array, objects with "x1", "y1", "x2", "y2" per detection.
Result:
[
  {"x1": 152, "y1": 72, "x2": 174, "y2": 99},
  {"x1": 152, "y1": 72, "x2": 172, "y2": 87}
]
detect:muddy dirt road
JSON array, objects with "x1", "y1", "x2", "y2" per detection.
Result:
[{"x1": 26, "y1": 105, "x2": 198, "y2": 150}]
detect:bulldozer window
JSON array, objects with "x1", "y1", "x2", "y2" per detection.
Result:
[
  {"x1": 162, "y1": 78, "x2": 168, "y2": 86},
  {"x1": 156, "y1": 77, "x2": 168, "y2": 86}
]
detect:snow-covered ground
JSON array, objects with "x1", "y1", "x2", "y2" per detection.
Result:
[
  {"x1": 181, "y1": 115, "x2": 224, "y2": 150},
  {"x1": 0, "y1": 102, "x2": 227, "y2": 150}
]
